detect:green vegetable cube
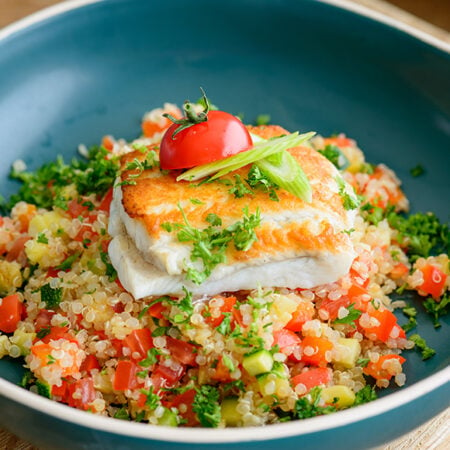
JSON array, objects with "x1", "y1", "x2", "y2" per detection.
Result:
[
  {"x1": 242, "y1": 350, "x2": 273, "y2": 376},
  {"x1": 221, "y1": 397, "x2": 242, "y2": 427},
  {"x1": 321, "y1": 385, "x2": 355, "y2": 408}
]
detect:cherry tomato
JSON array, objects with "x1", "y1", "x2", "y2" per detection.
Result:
[{"x1": 159, "y1": 110, "x2": 252, "y2": 170}]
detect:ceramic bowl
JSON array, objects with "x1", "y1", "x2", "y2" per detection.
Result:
[{"x1": 0, "y1": 1, "x2": 449, "y2": 449}]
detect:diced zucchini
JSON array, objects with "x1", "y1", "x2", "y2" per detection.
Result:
[
  {"x1": 242, "y1": 350, "x2": 273, "y2": 376},
  {"x1": 157, "y1": 408, "x2": 178, "y2": 427},
  {"x1": 333, "y1": 338, "x2": 361, "y2": 369},
  {"x1": 321, "y1": 385, "x2": 355, "y2": 408},
  {"x1": 221, "y1": 397, "x2": 242, "y2": 427}
]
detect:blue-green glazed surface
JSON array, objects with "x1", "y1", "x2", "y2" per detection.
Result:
[{"x1": 0, "y1": 0, "x2": 449, "y2": 449}]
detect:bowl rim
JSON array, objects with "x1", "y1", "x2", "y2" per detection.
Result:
[
  {"x1": 0, "y1": 0, "x2": 449, "y2": 53},
  {"x1": 0, "y1": 0, "x2": 449, "y2": 444},
  {"x1": 0, "y1": 367, "x2": 448, "y2": 443}
]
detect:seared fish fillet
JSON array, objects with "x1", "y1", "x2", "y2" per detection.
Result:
[{"x1": 108, "y1": 126, "x2": 357, "y2": 298}]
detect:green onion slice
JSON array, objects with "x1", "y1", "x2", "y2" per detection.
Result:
[
  {"x1": 176, "y1": 131, "x2": 315, "y2": 182},
  {"x1": 255, "y1": 150, "x2": 312, "y2": 203}
]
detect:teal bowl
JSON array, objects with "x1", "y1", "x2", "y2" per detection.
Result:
[{"x1": 0, "y1": 0, "x2": 449, "y2": 448}]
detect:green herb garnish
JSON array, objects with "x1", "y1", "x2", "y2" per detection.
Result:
[
  {"x1": 409, "y1": 333, "x2": 436, "y2": 360},
  {"x1": 192, "y1": 385, "x2": 221, "y2": 427},
  {"x1": 40, "y1": 283, "x2": 63, "y2": 309}
]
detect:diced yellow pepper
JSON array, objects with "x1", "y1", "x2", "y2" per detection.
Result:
[
  {"x1": 333, "y1": 338, "x2": 361, "y2": 369},
  {"x1": 321, "y1": 385, "x2": 356, "y2": 408}
]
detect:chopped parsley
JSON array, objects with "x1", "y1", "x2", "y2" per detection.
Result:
[
  {"x1": 228, "y1": 174, "x2": 253, "y2": 199},
  {"x1": 294, "y1": 387, "x2": 337, "y2": 419},
  {"x1": 8, "y1": 147, "x2": 119, "y2": 210},
  {"x1": 401, "y1": 306, "x2": 418, "y2": 333},
  {"x1": 409, "y1": 333, "x2": 436, "y2": 360},
  {"x1": 36, "y1": 327, "x2": 51, "y2": 340},
  {"x1": 217, "y1": 313, "x2": 232, "y2": 336},
  {"x1": 114, "y1": 407, "x2": 131, "y2": 420},
  {"x1": 140, "y1": 387, "x2": 160, "y2": 410},
  {"x1": 246, "y1": 165, "x2": 279, "y2": 201},
  {"x1": 318, "y1": 144, "x2": 350, "y2": 170},
  {"x1": 353, "y1": 385, "x2": 377, "y2": 406},
  {"x1": 255, "y1": 114, "x2": 271, "y2": 126},
  {"x1": 333, "y1": 303, "x2": 362, "y2": 325},
  {"x1": 147, "y1": 289, "x2": 193, "y2": 324},
  {"x1": 423, "y1": 294, "x2": 449, "y2": 328},
  {"x1": 336, "y1": 176, "x2": 359, "y2": 210},
  {"x1": 56, "y1": 252, "x2": 81, "y2": 271},
  {"x1": 192, "y1": 385, "x2": 221, "y2": 427},
  {"x1": 356, "y1": 357, "x2": 370, "y2": 367},
  {"x1": 162, "y1": 205, "x2": 261, "y2": 284},
  {"x1": 410, "y1": 164, "x2": 425, "y2": 177},
  {"x1": 139, "y1": 348, "x2": 161, "y2": 367},
  {"x1": 36, "y1": 233, "x2": 49, "y2": 244},
  {"x1": 40, "y1": 283, "x2": 63, "y2": 309},
  {"x1": 100, "y1": 250, "x2": 117, "y2": 281},
  {"x1": 222, "y1": 354, "x2": 235, "y2": 373},
  {"x1": 387, "y1": 211, "x2": 449, "y2": 262}
]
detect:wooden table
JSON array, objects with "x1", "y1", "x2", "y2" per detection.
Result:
[{"x1": 0, "y1": 1, "x2": 449, "y2": 449}]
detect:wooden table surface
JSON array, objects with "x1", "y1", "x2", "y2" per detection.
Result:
[{"x1": 0, "y1": 1, "x2": 449, "y2": 449}]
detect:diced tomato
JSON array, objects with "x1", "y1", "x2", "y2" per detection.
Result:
[
  {"x1": 347, "y1": 284, "x2": 370, "y2": 311},
  {"x1": 273, "y1": 329, "x2": 302, "y2": 362},
  {"x1": 291, "y1": 367, "x2": 332, "y2": 393},
  {"x1": 112, "y1": 303, "x2": 125, "y2": 314},
  {"x1": 390, "y1": 263, "x2": 409, "y2": 279},
  {"x1": 80, "y1": 354, "x2": 100, "y2": 373},
  {"x1": 391, "y1": 324, "x2": 406, "y2": 340},
  {"x1": 300, "y1": 336, "x2": 333, "y2": 367},
  {"x1": 319, "y1": 296, "x2": 351, "y2": 321},
  {"x1": 363, "y1": 354, "x2": 405, "y2": 381},
  {"x1": 349, "y1": 267, "x2": 370, "y2": 288},
  {"x1": 51, "y1": 380, "x2": 68, "y2": 398},
  {"x1": 0, "y1": 294, "x2": 23, "y2": 333},
  {"x1": 122, "y1": 328, "x2": 154, "y2": 360},
  {"x1": 151, "y1": 363, "x2": 185, "y2": 390},
  {"x1": 147, "y1": 302, "x2": 166, "y2": 319},
  {"x1": 101, "y1": 135, "x2": 115, "y2": 151},
  {"x1": 46, "y1": 267, "x2": 61, "y2": 278},
  {"x1": 111, "y1": 338, "x2": 123, "y2": 357},
  {"x1": 164, "y1": 388, "x2": 198, "y2": 427},
  {"x1": 205, "y1": 296, "x2": 237, "y2": 328},
  {"x1": 98, "y1": 188, "x2": 113, "y2": 213},
  {"x1": 0, "y1": 217, "x2": 3, "y2": 227},
  {"x1": 360, "y1": 308, "x2": 397, "y2": 343},
  {"x1": 67, "y1": 378, "x2": 96, "y2": 410},
  {"x1": 419, "y1": 265, "x2": 447, "y2": 299},
  {"x1": 39, "y1": 326, "x2": 78, "y2": 344},
  {"x1": 113, "y1": 360, "x2": 138, "y2": 391},
  {"x1": 34, "y1": 309, "x2": 55, "y2": 331},
  {"x1": 285, "y1": 301, "x2": 315, "y2": 332},
  {"x1": 142, "y1": 107, "x2": 182, "y2": 139},
  {"x1": 165, "y1": 337, "x2": 198, "y2": 366},
  {"x1": 6, "y1": 236, "x2": 30, "y2": 262},
  {"x1": 68, "y1": 199, "x2": 90, "y2": 219},
  {"x1": 211, "y1": 356, "x2": 233, "y2": 383},
  {"x1": 74, "y1": 224, "x2": 98, "y2": 246}
]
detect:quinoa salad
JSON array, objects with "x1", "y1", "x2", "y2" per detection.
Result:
[{"x1": 0, "y1": 98, "x2": 448, "y2": 428}]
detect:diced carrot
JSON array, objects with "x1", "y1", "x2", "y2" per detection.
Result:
[
  {"x1": 205, "y1": 296, "x2": 237, "y2": 328},
  {"x1": 363, "y1": 354, "x2": 405, "y2": 380},
  {"x1": 285, "y1": 301, "x2": 315, "y2": 332},
  {"x1": 17, "y1": 204, "x2": 37, "y2": 232},
  {"x1": 300, "y1": 336, "x2": 333, "y2": 367},
  {"x1": 101, "y1": 135, "x2": 115, "y2": 151},
  {"x1": 360, "y1": 309, "x2": 397, "y2": 343},
  {"x1": 291, "y1": 367, "x2": 332, "y2": 393},
  {"x1": 323, "y1": 136, "x2": 353, "y2": 148},
  {"x1": 211, "y1": 356, "x2": 233, "y2": 383},
  {"x1": 419, "y1": 264, "x2": 447, "y2": 299}
]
